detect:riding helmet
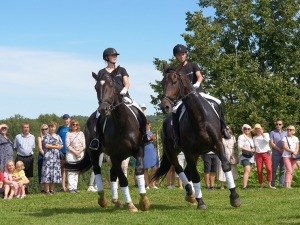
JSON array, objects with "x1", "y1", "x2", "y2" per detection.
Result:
[
  {"x1": 103, "y1": 48, "x2": 120, "y2": 60},
  {"x1": 173, "y1": 44, "x2": 187, "y2": 56}
]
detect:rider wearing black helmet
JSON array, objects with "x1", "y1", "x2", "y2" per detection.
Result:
[
  {"x1": 89, "y1": 48, "x2": 148, "y2": 150},
  {"x1": 171, "y1": 44, "x2": 231, "y2": 148}
]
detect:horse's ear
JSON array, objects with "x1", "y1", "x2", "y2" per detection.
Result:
[
  {"x1": 162, "y1": 62, "x2": 169, "y2": 74},
  {"x1": 92, "y1": 72, "x2": 98, "y2": 80}
]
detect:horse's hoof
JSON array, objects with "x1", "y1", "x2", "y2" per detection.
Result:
[
  {"x1": 112, "y1": 199, "x2": 123, "y2": 209},
  {"x1": 185, "y1": 194, "x2": 197, "y2": 204},
  {"x1": 196, "y1": 198, "x2": 207, "y2": 210},
  {"x1": 230, "y1": 196, "x2": 241, "y2": 207},
  {"x1": 139, "y1": 194, "x2": 150, "y2": 211},
  {"x1": 197, "y1": 204, "x2": 207, "y2": 210},
  {"x1": 98, "y1": 191, "x2": 108, "y2": 208},
  {"x1": 127, "y1": 202, "x2": 138, "y2": 213}
]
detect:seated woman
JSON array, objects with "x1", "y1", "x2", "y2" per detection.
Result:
[{"x1": 0, "y1": 169, "x2": 5, "y2": 198}]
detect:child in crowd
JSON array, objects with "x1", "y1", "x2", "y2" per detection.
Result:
[{"x1": 12, "y1": 161, "x2": 26, "y2": 198}]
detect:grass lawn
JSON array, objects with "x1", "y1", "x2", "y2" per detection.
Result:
[{"x1": 1, "y1": 184, "x2": 300, "y2": 225}]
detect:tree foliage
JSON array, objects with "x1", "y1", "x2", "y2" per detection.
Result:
[{"x1": 151, "y1": 0, "x2": 300, "y2": 133}]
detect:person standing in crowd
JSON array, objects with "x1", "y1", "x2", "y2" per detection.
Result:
[
  {"x1": 217, "y1": 126, "x2": 238, "y2": 189},
  {"x1": 41, "y1": 122, "x2": 63, "y2": 195},
  {"x1": 176, "y1": 151, "x2": 186, "y2": 189},
  {"x1": 0, "y1": 124, "x2": 13, "y2": 172},
  {"x1": 253, "y1": 124, "x2": 275, "y2": 189},
  {"x1": 143, "y1": 120, "x2": 159, "y2": 189},
  {"x1": 13, "y1": 122, "x2": 35, "y2": 194},
  {"x1": 37, "y1": 124, "x2": 49, "y2": 192},
  {"x1": 238, "y1": 124, "x2": 255, "y2": 189},
  {"x1": 270, "y1": 119, "x2": 286, "y2": 188},
  {"x1": 140, "y1": 103, "x2": 147, "y2": 115},
  {"x1": 202, "y1": 152, "x2": 217, "y2": 190},
  {"x1": 56, "y1": 114, "x2": 71, "y2": 192},
  {"x1": 66, "y1": 120, "x2": 85, "y2": 193},
  {"x1": 282, "y1": 125, "x2": 299, "y2": 189}
]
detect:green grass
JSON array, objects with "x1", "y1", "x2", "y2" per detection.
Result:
[{"x1": 1, "y1": 182, "x2": 300, "y2": 225}]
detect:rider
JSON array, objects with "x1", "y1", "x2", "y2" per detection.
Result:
[
  {"x1": 171, "y1": 44, "x2": 231, "y2": 148},
  {"x1": 89, "y1": 48, "x2": 148, "y2": 150}
]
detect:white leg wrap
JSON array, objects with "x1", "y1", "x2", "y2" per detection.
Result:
[
  {"x1": 110, "y1": 182, "x2": 118, "y2": 199},
  {"x1": 225, "y1": 171, "x2": 235, "y2": 189},
  {"x1": 193, "y1": 182, "x2": 202, "y2": 198},
  {"x1": 178, "y1": 172, "x2": 189, "y2": 186},
  {"x1": 121, "y1": 186, "x2": 132, "y2": 203},
  {"x1": 136, "y1": 174, "x2": 146, "y2": 194},
  {"x1": 95, "y1": 174, "x2": 104, "y2": 191}
]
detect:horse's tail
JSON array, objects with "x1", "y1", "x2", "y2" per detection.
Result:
[
  {"x1": 64, "y1": 150, "x2": 92, "y2": 172},
  {"x1": 152, "y1": 117, "x2": 172, "y2": 182}
]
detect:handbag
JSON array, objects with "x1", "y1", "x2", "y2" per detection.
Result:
[
  {"x1": 242, "y1": 150, "x2": 255, "y2": 158},
  {"x1": 230, "y1": 154, "x2": 239, "y2": 164},
  {"x1": 285, "y1": 136, "x2": 300, "y2": 160}
]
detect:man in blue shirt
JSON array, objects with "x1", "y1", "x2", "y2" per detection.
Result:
[
  {"x1": 57, "y1": 114, "x2": 70, "y2": 191},
  {"x1": 269, "y1": 119, "x2": 287, "y2": 188}
]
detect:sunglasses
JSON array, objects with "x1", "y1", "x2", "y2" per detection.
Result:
[
  {"x1": 1, "y1": 127, "x2": 7, "y2": 130},
  {"x1": 42, "y1": 128, "x2": 48, "y2": 131},
  {"x1": 72, "y1": 124, "x2": 79, "y2": 126},
  {"x1": 244, "y1": 128, "x2": 251, "y2": 131},
  {"x1": 276, "y1": 123, "x2": 282, "y2": 126},
  {"x1": 287, "y1": 129, "x2": 294, "y2": 131}
]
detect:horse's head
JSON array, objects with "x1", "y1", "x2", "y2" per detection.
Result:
[
  {"x1": 93, "y1": 72, "x2": 116, "y2": 117},
  {"x1": 160, "y1": 67, "x2": 192, "y2": 114}
]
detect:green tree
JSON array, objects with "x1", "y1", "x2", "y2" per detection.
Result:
[{"x1": 151, "y1": 0, "x2": 300, "y2": 133}]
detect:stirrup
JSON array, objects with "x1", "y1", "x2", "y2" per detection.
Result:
[
  {"x1": 89, "y1": 138, "x2": 99, "y2": 151},
  {"x1": 142, "y1": 134, "x2": 149, "y2": 143},
  {"x1": 222, "y1": 129, "x2": 231, "y2": 139}
]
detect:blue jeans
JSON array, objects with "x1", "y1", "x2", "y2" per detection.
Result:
[{"x1": 271, "y1": 154, "x2": 285, "y2": 187}]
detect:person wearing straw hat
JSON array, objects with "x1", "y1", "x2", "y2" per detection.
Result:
[{"x1": 0, "y1": 124, "x2": 13, "y2": 172}]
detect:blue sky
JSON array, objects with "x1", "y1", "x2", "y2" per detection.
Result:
[{"x1": 0, "y1": 0, "x2": 212, "y2": 119}]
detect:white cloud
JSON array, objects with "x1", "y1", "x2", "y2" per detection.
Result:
[{"x1": 0, "y1": 46, "x2": 162, "y2": 119}]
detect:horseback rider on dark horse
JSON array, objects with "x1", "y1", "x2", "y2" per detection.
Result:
[
  {"x1": 171, "y1": 44, "x2": 231, "y2": 149},
  {"x1": 89, "y1": 48, "x2": 149, "y2": 151}
]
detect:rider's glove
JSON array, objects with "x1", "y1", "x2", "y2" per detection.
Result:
[
  {"x1": 120, "y1": 87, "x2": 128, "y2": 95},
  {"x1": 193, "y1": 82, "x2": 200, "y2": 88}
]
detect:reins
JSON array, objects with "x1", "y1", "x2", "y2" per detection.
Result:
[{"x1": 162, "y1": 72, "x2": 195, "y2": 106}]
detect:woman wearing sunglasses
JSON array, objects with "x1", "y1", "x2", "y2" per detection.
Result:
[
  {"x1": 66, "y1": 120, "x2": 86, "y2": 193},
  {"x1": 282, "y1": 125, "x2": 299, "y2": 189},
  {"x1": 238, "y1": 124, "x2": 255, "y2": 189},
  {"x1": 37, "y1": 124, "x2": 49, "y2": 192}
]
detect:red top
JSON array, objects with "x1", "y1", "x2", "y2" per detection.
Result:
[{"x1": 0, "y1": 172, "x2": 4, "y2": 182}]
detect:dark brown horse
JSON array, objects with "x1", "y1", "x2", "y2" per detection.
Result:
[
  {"x1": 66, "y1": 70, "x2": 150, "y2": 212},
  {"x1": 153, "y1": 68, "x2": 241, "y2": 209}
]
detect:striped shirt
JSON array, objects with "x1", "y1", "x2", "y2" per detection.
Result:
[{"x1": 13, "y1": 133, "x2": 35, "y2": 156}]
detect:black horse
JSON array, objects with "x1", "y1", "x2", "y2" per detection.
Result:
[
  {"x1": 153, "y1": 68, "x2": 241, "y2": 209},
  {"x1": 66, "y1": 71, "x2": 150, "y2": 212}
]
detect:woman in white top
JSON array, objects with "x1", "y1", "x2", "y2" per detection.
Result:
[
  {"x1": 253, "y1": 124, "x2": 275, "y2": 189},
  {"x1": 238, "y1": 124, "x2": 255, "y2": 189},
  {"x1": 66, "y1": 120, "x2": 86, "y2": 193},
  {"x1": 282, "y1": 125, "x2": 299, "y2": 189}
]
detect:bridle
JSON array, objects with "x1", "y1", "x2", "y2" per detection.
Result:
[
  {"x1": 96, "y1": 75, "x2": 124, "y2": 112},
  {"x1": 162, "y1": 71, "x2": 195, "y2": 106}
]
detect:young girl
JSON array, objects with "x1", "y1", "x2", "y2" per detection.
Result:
[
  {"x1": 3, "y1": 160, "x2": 19, "y2": 199},
  {"x1": 12, "y1": 161, "x2": 26, "y2": 198}
]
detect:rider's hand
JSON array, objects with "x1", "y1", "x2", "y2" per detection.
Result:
[
  {"x1": 120, "y1": 87, "x2": 128, "y2": 95},
  {"x1": 193, "y1": 82, "x2": 200, "y2": 88}
]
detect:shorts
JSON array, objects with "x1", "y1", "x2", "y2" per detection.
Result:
[
  {"x1": 202, "y1": 154, "x2": 217, "y2": 173},
  {"x1": 241, "y1": 159, "x2": 252, "y2": 167}
]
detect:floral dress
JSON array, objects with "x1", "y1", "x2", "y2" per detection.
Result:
[
  {"x1": 0, "y1": 134, "x2": 13, "y2": 172},
  {"x1": 41, "y1": 133, "x2": 62, "y2": 183}
]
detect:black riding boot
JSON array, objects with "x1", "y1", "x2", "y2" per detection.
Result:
[
  {"x1": 219, "y1": 105, "x2": 231, "y2": 139},
  {"x1": 172, "y1": 112, "x2": 181, "y2": 149},
  {"x1": 89, "y1": 116, "x2": 101, "y2": 151}
]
